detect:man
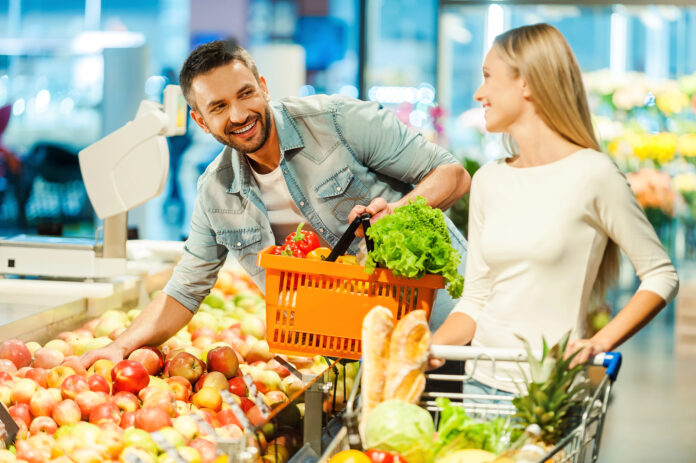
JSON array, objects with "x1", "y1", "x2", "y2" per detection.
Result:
[{"x1": 82, "y1": 41, "x2": 470, "y2": 367}]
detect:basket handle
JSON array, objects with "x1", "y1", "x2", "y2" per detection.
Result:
[{"x1": 326, "y1": 213, "x2": 374, "y2": 262}]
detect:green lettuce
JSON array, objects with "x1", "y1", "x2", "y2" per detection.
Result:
[
  {"x1": 365, "y1": 197, "x2": 464, "y2": 298},
  {"x1": 365, "y1": 400, "x2": 435, "y2": 463}
]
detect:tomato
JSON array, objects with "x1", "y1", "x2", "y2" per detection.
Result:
[
  {"x1": 365, "y1": 450, "x2": 407, "y2": 463},
  {"x1": 306, "y1": 247, "x2": 331, "y2": 260},
  {"x1": 328, "y1": 450, "x2": 372, "y2": 463}
]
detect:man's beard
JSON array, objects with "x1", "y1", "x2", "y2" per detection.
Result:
[{"x1": 210, "y1": 105, "x2": 272, "y2": 154}]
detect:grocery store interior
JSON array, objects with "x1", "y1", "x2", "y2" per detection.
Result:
[{"x1": 0, "y1": 0, "x2": 696, "y2": 462}]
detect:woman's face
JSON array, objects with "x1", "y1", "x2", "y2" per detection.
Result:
[{"x1": 474, "y1": 48, "x2": 529, "y2": 133}]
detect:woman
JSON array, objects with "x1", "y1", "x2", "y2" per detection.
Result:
[{"x1": 431, "y1": 23, "x2": 678, "y2": 393}]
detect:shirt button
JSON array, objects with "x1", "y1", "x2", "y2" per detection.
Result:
[
  {"x1": 236, "y1": 242, "x2": 242, "y2": 247},
  {"x1": 300, "y1": 201, "x2": 305, "y2": 206},
  {"x1": 336, "y1": 186, "x2": 341, "y2": 191},
  {"x1": 319, "y1": 228, "x2": 324, "y2": 233}
]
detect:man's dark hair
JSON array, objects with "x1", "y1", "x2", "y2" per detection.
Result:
[{"x1": 179, "y1": 41, "x2": 260, "y2": 110}]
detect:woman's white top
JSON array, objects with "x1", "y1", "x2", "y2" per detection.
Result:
[{"x1": 452, "y1": 149, "x2": 678, "y2": 392}]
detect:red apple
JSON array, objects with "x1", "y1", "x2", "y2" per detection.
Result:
[
  {"x1": 264, "y1": 359, "x2": 290, "y2": 379},
  {"x1": 72, "y1": 328, "x2": 94, "y2": 339},
  {"x1": 43, "y1": 339, "x2": 72, "y2": 356},
  {"x1": 0, "y1": 371, "x2": 12, "y2": 384},
  {"x1": 46, "y1": 365, "x2": 76, "y2": 389},
  {"x1": 29, "y1": 388, "x2": 61, "y2": 416},
  {"x1": 140, "y1": 389, "x2": 176, "y2": 417},
  {"x1": 240, "y1": 397, "x2": 255, "y2": 413},
  {"x1": 165, "y1": 376, "x2": 192, "y2": 401},
  {"x1": 216, "y1": 409, "x2": 243, "y2": 428},
  {"x1": 265, "y1": 390, "x2": 288, "y2": 407},
  {"x1": 134, "y1": 407, "x2": 171, "y2": 432},
  {"x1": 82, "y1": 317, "x2": 101, "y2": 333},
  {"x1": 52, "y1": 399, "x2": 82, "y2": 426},
  {"x1": 246, "y1": 340, "x2": 273, "y2": 364},
  {"x1": 87, "y1": 374, "x2": 111, "y2": 394},
  {"x1": 29, "y1": 416, "x2": 58, "y2": 435},
  {"x1": 120, "y1": 410, "x2": 137, "y2": 429},
  {"x1": 60, "y1": 374, "x2": 90, "y2": 400},
  {"x1": 228, "y1": 376, "x2": 247, "y2": 397},
  {"x1": 0, "y1": 359, "x2": 18, "y2": 376},
  {"x1": 89, "y1": 402, "x2": 121, "y2": 425},
  {"x1": 128, "y1": 347, "x2": 164, "y2": 376},
  {"x1": 192, "y1": 387, "x2": 222, "y2": 412},
  {"x1": 0, "y1": 339, "x2": 32, "y2": 369},
  {"x1": 167, "y1": 352, "x2": 205, "y2": 384},
  {"x1": 32, "y1": 348, "x2": 65, "y2": 369},
  {"x1": 112, "y1": 391, "x2": 140, "y2": 413},
  {"x1": 229, "y1": 338, "x2": 249, "y2": 358},
  {"x1": 192, "y1": 327, "x2": 217, "y2": 341},
  {"x1": 9, "y1": 402, "x2": 32, "y2": 426},
  {"x1": 195, "y1": 371, "x2": 229, "y2": 392},
  {"x1": 217, "y1": 423, "x2": 244, "y2": 439},
  {"x1": 193, "y1": 336, "x2": 215, "y2": 351},
  {"x1": 206, "y1": 346, "x2": 239, "y2": 379},
  {"x1": 24, "y1": 368, "x2": 48, "y2": 388},
  {"x1": 246, "y1": 405, "x2": 267, "y2": 427},
  {"x1": 217, "y1": 325, "x2": 242, "y2": 341},
  {"x1": 74, "y1": 390, "x2": 108, "y2": 420},
  {"x1": 10, "y1": 378, "x2": 39, "y2": 404},
  {"x1": 189, "y1": 437, "x2": 217, "y2": 463},
  {"x1": 111, "y1": 359, "x2": 150, "y2": 394}
]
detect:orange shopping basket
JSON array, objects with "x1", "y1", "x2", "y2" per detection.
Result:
[{"x1": 257, "y1": 214, "x2": 445, "y2": 360}]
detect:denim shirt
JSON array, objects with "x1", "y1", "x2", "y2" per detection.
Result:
[{"x1": 163, "y1": 94, "x2": 468, "y2": 329}]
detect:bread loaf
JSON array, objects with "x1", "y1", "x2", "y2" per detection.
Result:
[
  {"x1": 360, "y1": 305, "x2": 394, "y2": 436},
  {"x1": 382, "y1": 309, "x2": 431, "y2": 403}
]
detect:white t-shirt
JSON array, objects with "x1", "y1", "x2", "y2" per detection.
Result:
[
  {"x1": 250, "y1": 164, "x2": 328, "y2": 247},
  {"x1": 453, "y1": 149, "x2": 678, "y2": 392}
]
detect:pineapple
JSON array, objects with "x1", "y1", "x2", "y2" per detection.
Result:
[{"x1": 512, "y1": 331, "x2": 589, "y2": 445}]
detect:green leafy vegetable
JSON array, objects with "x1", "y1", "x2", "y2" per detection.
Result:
[
  {"x1": 365, "y1": 197, "x2": 464, "y2": 298},
  {"x1": 364, "y1": 400, "x2": 435, "y2": 463},
  {"x1": 432, "y1": 397, "x2": 521, "y2": 459}
]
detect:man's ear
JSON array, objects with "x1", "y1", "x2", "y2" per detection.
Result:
[
  {"x1": 259, "y1": 75, "x2": 270, "y2": 102},
  {"x1": 190, "y1": 109, "x2": 210, "y2": 134}
]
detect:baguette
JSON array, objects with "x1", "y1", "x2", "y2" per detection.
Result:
[
  {"x1": 382, "y1": 309, "x2": 431, "y2": 403},
  {"x1": 359, "y1": 305, "x2": 394, "y2": 436}
]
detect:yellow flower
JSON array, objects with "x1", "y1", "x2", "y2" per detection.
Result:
[
  {"x1": 678, "y1": 133, "x2": 696, "y2": 158},
  {"x1": 651, "y1": 132, "x2": 678, "y2": 164},
  {"x1": 673, "y1": 173, "x2": 696, "y2": 193},
  {"x1": 655, "y1": 90, "x2": 690, "y2": 115}
]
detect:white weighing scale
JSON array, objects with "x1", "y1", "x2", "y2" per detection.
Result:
[{"x1": 0, "y1": 85, "x2": 187, "y2": 279}]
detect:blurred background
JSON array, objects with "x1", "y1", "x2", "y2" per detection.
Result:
[{"x1": 0, "y1": 1, "x2": 695, "y2": 459}]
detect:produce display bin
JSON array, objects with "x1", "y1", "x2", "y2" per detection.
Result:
[
  {"x1": 257, "y1": 247, "x2": 444, "y2": 360},
  {"x1": 321, "y1": 345, "x2": 623, "y2": 463}
]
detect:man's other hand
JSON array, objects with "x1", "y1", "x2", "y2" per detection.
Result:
[{"x1": 348, "y1": 197, "x2": 395, "y2": 237}]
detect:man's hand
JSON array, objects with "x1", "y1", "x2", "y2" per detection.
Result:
[
  {"x1": 348, "y1": 197, "x2": 395, "y2": 237},
  {"x1": 80, "y1": 343, "x2": 127, "y2": 369}
]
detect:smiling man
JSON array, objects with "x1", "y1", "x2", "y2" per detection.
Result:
[{"x1": 81, "y1": 41, "x2": 470, "y2": 368}]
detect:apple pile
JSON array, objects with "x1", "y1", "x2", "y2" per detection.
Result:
[{"x1": 0, "y1": 268, "x2": 334, "y2": 463}]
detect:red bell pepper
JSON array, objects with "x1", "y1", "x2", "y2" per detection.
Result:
[
  {"x1": 280, "y1": 242, "x2": 306, "y2": 258},
  {"x1": 269, "y1": 245, "x2": 284, "y2": 255},
  {"x1": 284, "y1": 222, "x2": 320, "y2": 254}
]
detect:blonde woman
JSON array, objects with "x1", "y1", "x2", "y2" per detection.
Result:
[{"x1": 431, "y1": 24, "x2": 678, "y2": 393}]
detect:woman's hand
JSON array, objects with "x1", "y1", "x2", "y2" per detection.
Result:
[{"x1": 565, "y1": 337, "x2": 611, "y2": 368}]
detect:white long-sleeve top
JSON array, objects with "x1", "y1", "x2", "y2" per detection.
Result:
[{"x1": 453, "y1": 149, "x2": 678, "y2": 392}]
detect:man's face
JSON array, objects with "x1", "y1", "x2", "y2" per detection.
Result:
[{"x1": 189, "y1": 61, "x2": 272, "y2": 154}]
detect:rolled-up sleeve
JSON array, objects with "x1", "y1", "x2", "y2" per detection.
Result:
[
  {"x1": 163, "y1": 196, "x2": 228, "y2": 313},
  {"x1": 336, "y1": 97, "x2": 458, "y2": 183},
  {"x1": 596, "y1": 164, "x2": 679, "y2": 303}
]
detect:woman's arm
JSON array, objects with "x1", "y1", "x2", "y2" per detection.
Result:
[{"x1": 569, "y1": 159, "x2": 679, "y2": 365}]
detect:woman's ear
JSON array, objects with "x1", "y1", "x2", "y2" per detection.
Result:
[{"x1": 521, "y1": 78, "x2": 532, "y2": 99}]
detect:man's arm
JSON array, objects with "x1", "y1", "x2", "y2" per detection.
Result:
[
  {"x1": 348, "y1": 163, "x2": 470, "y2": 231},
  {"x1": 81, "y1": 293, "x2": 193, "y2": 367}
]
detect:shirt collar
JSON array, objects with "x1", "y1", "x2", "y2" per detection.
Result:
[{"x1": 227, "y1": 101, "x2": 303, "y2": 195}]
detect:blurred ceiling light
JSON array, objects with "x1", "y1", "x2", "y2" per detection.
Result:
[
  {"x1": 299, "y1": 85, "x2": 316, "y2": 97},
  {"x1": 443, "y1": 14, "x2": 472, "y2": 44},
  {"x1": 339, "y1": 85, "x2": 359, "y2": 99},
  {"x1": 610, "y1": 12, "x2": 627, "y2": 78},
  {"x1": 35, "y1": 89, "x2": 50, "y2": 112},
  {"x1": 486, "y1": 4, "x2": 505, "y2": 50},
  {"x1": 71, "y1": 31, "x2": 145, "y2": 54},
  {"x1": 12, "y1": 99, "x2": 25, "y2": 116},
  {"x1": 536, "y1": 6, "x2": 581, "y2": 20},
  {"x1": 60, "y1": 98, "x2": 75, "y2": 115}
]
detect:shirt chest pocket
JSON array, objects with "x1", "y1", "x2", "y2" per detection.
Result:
[
  {"x1": 314, "y1": 166, "x2": 369, "y2": 222},
  {"x1": 216, "y1": 227, "x2": 263, "y2": 275}
]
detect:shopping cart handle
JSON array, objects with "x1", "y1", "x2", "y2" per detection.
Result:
[{"x1": 591, "y1": 352, "x2": 622, "y2": 381}]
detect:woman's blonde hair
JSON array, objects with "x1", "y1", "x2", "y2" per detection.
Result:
[{"x1": 493, "y1": 23, "x2": 619, "y2": 306}]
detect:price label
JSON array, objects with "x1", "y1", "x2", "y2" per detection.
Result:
[
  {"x1": 151, "y1": 431, "x2": 187, "y2": 463},
  {"x1": 220, "y1": 390, "x2": 251, "y2": 430}
]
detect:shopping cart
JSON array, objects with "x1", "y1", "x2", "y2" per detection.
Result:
[{"x1": 321, "y1": 345, "x2": 622, "y2": 463}]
